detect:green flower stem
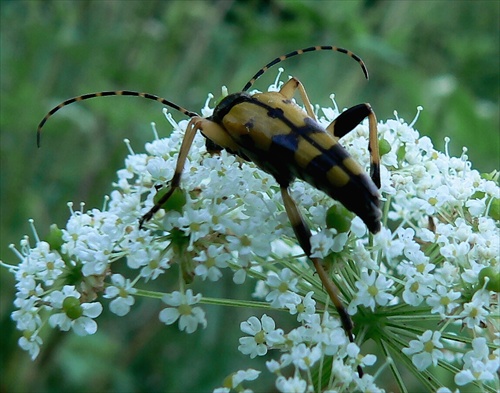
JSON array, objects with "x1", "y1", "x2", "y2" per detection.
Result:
[
  {"x1": 377, "y1": 338, "x2": 407, "y2": 393},
  {"x1": 199, "y1": 297, "x2": 273, "y2": 309},
  {"x1": 135, "y1": 288, "x2": 273, "y2": 310}
]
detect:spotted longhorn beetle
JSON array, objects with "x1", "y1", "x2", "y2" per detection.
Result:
[{"x1": 37, "y1": 46, "x2": 381, "y2": 376}]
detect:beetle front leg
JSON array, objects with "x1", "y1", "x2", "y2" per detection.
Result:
[
  {"x1": 326, "y1": 103, "x2": 380, "y2": 188},
  {"x1": 140, "y1": 117, "x2": 240, "y2": 228},
  {"x1": 139, "y1": 117, "x2": 200, "y2": 228}
]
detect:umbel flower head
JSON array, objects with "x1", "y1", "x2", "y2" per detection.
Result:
[{"x1": 2, "y1": 73, "x2": 499, "y2": 392}]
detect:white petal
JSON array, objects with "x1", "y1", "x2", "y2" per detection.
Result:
[
  {"x1": 82, "y1": 302, "x2": 103, "y2": 318},
  {"x1": 73, "y1": 316, "x2": 98, "y2": 335},
  {"x1": 241, "y1": 316, "x2": 261, "y2": 335},
  {"x1": 159, "y1": 307, "x2": 180, "y2": 325}
]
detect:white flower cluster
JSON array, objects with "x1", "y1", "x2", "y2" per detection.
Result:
[{"x1": 2, "y1": 76, "x2": 499, "y2": 392}]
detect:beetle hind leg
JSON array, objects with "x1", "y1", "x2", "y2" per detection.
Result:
[{"x1": 327, "y1": 103, "x2": 380, "y2": 188}]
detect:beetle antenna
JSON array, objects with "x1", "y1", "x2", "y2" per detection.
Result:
[
  {"x1": 242, "y1": 45, "x2": 369, "y2": 92},
  {"x1": 36, "y1": 90, "x2": 199, "y2": 147}
]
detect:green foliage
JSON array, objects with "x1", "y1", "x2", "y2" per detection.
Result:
[
  {"x1": 154, "y1": 187, "x2": 187, "y2": 214},
  {"x1": 1, "y1": 1, "x2": 498, "y2": 392},
  {"x1": 325, "y1": 204, "x2": 353, "y2": 233}
]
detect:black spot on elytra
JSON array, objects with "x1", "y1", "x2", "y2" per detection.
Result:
[{"x1": 267, "y1": 107, "x2": 284, "y2": 119}]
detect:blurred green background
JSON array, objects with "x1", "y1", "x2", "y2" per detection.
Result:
[{"x1": 1, "y1": 1, "x2": 498, "y2": 392}]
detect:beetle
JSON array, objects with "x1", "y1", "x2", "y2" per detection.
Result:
[{"x1": 37, "y1": 46, "x2": 381, "y2": 375}]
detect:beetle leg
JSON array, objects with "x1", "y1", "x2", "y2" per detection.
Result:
[
  {"x1": 279, "y1": 77, "x2": 317, "y2": 121},
  {"x1": 326, "y1": 103, "x2": 380, "y2": 188},
  {"x1": 367, "y1": 106, "x2": 381, "y2": 189},
  {"x1": 280, "y1": 185, "x2": 363, "y2": 377},
  {"x1": 280, "y1": 186, "x2": 356, "y2": 342},
  {"x1": 139, "y1": 117, "x2": 199, "y2": 227},
  {"x1": 140, "y1": 117, "x2": 241, "y2": 228}
]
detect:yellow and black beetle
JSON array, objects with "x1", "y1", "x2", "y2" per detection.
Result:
[{"x1": 37, "y1": 46, "x2": 381, "y2": 375}]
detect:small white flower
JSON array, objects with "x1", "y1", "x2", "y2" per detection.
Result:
[
  {"x1": 454, "y1": 337, "x2": 498, "y2": 386},
  {"x1": 159, "y1": 290, "x2": 206, "y2": 333},
  {"x1": 402, "y1": 275, "x2": 433, "y2": 306},
  {"x1": 233, "y1": 266, "x2": 248, "y2": 285},
  {"x1": 265, "y1": 268, "x2": 302, "y2": 312},
  {"x1": 178, "y1": 207, "x2": 213, "y2": 247},
  {"x1": 402, "y1": 330, "x2": 444, "y2": 370},
  {"x1": 238, "y1": 314, "x2": 285, "y2": 358},
  {"x1": 327, "y1": 358, "x2": 354, "y2": 385},
  {"x1": 266, "y1": 359, "x2": 281, "y2": 373},
  {"x1": 459, "y1": 292, "x2": 490, "y2": 329},
  {"x1": 311, "y1": 312, "x2": 347, "y2": 356},
  {"x1": 350, "y1": 216, "x2": 368, "y2": 238},
  {"x1": 425, "y1": 284, "x2": 461, "y2": 317},
  {"x1": 231, "y1": 368, "x2": 260, "y2": 387},
  {"x1": 12, "y1": 297, "x2": 43, "y2": 332},
  {"x1": 104, "y1": 274, "x2": 137, "y2": 316},
  {"x1": 374, "y1": 227, "x2": 405, "y2": 260},
  {"x1": 310, "y1": 229, "x2": 335, "y2": 258},
  {"x1": 275, "y1": 375, "x2": 308, "y2": 393},
  {"x1": 18, "y1": 334, "x2": 43, "y2": 360},
  {"x1": 355, "y1": 373, "x2": 385, "y2": 393},
  {"x1": 145, "y1": 156, "x2": 172, "y2": 181},
  {"x1": 227, "y1": 231, "x2": 272, "y2": 258},
  {"x1": 296, "y1": 291, "x2": 316, "y2": 322},
  {"x1": 48, "y1": 285, "x2": 103, "y2": 336},
  {"x1": 350, "y1": 270, "x2": 395, "y2": 313},
  {"x1": 138, "y1": 248, "x2": 171, "y2": 281},
  {"x1": 30, "y1": 241, "x2": 65, "y2": 285},
  {"x1": 193, "y1": 244, "x2": 229, "y2": 281},
  {"x1": 347, "y1": 342, "x2": 376, "y2": 367},
  {"x1": 280, "y1": 343, "x2": 322, "y2": 370},
  {"x1": 439, "y1": 241, "x2": 470, "y2": 264},
  {"x1": 465, "y1": 198, "x2": 486, "y2": 216},
  {"x1": 455, "y1": 361, "x2": 497, "y2": 386}
]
